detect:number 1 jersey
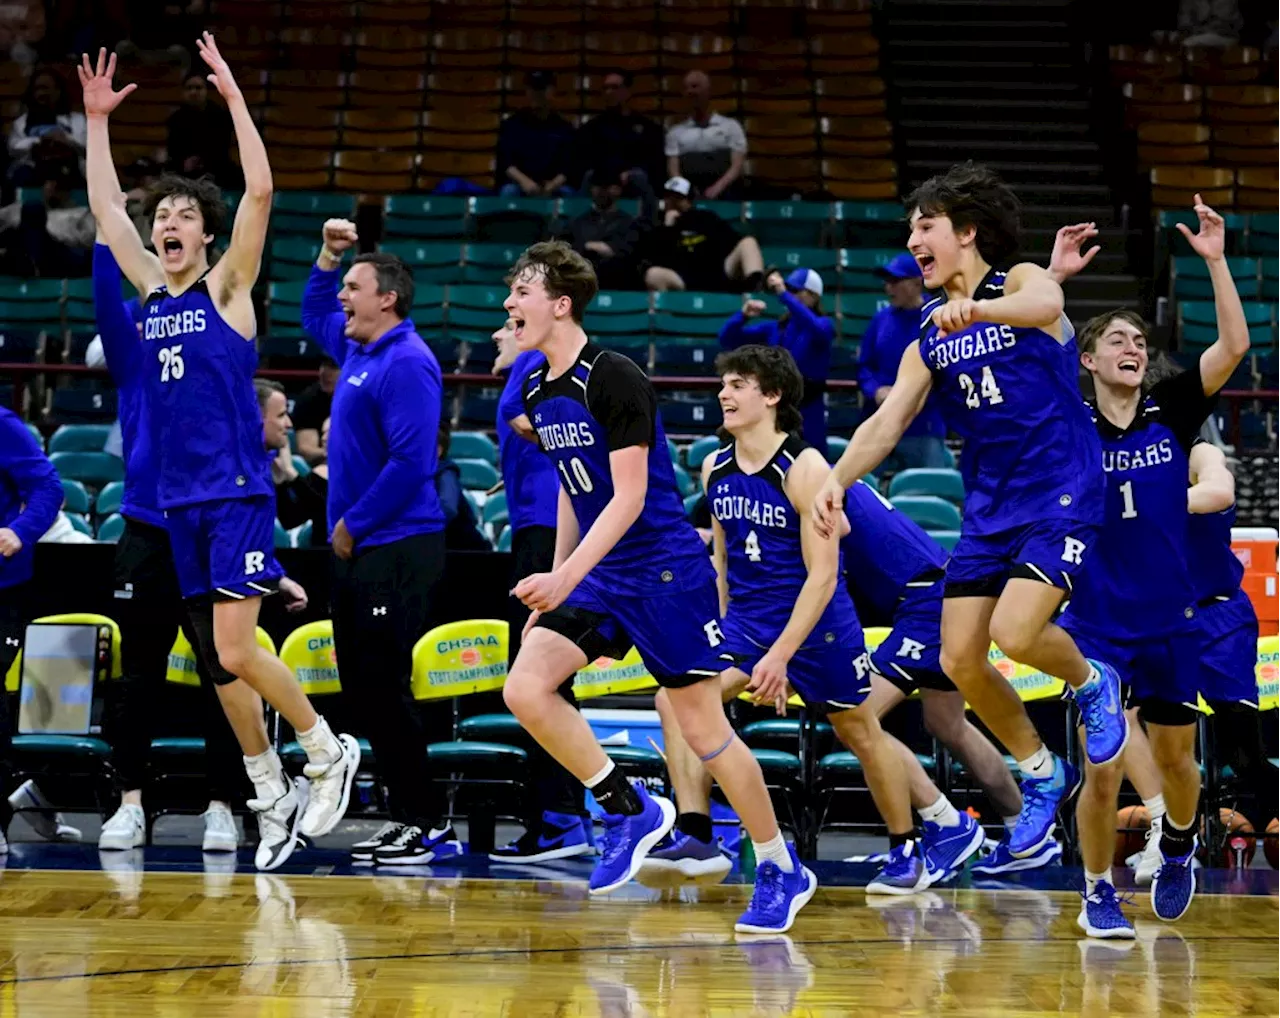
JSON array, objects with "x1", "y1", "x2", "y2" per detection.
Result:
[
  {"x1": 522, "y1": 343, "x2": 713, "y2": 597},
  {"x1": 917, "y1": 267, "x2": 1103, "y2": 535},
  {"x1": 142, "y1": 277, "x2": 272, "y2": 509}
]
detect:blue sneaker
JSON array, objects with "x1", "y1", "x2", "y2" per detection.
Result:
[
  {"x1": 1073, "y1": 660, "x2": 1129, "y2": 766},
  {"x1": 971, "y1": 832, "x2": 1063, "y2": 877},
  {"x1": 734, "y1": 843, "x2": 817, "y2": 934},
  {"x1": 922, "y1": 813, "x2": 986, "y2": 884},
  {"x1": 1151, "y1": 836, "x2": 1198, "y2": 922},
  {"x1": 866, "y1": 839, "x2": 931, "y2": 895},
  {"x1": 1009, "y1": 755, "x2": 1080, "y2": 858},
  {"x1": 489, "y1": 811, "x2": 594, "y2": 863},
  {"x1": 373, "y1": 823, "x2": 464, "y2": 866},
  {"x1": 1077, "y1": 880, "x2": 1135, "y2": 939},
  {"x1": 588, "y1": 783, "x2": 675, "y2": 895},
  {"x1": 638, "y1": 833, "x2": 732, "y2": 881}
]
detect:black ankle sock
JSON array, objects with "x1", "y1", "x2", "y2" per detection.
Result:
[
  {"x1": 744, "y1": 270, "x2": 764, "y2": 292},
  {"x1": 676, "y1": 811, "x2": 713, "y2": 843},
  {"x1": 890, "y1": 828, "x2": 920, "y2": 850},
  {"x1": 1160, "y1": 815, "x2": 1196, "y2": 857},
  {"x1": 589, "y1": 768, "x2": 642, "y2": 816}
]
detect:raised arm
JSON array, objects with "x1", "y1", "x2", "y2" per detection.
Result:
[
  {"x1": 92, "y1": 230, "x2": 142, "y2": 389},
  {"x1": 1046, "y1": 222, "x2": 1101, "y2": 286},
  {"x1": 78, "y1": 49, "x2": 162, "y2": 295},
  {"x1": 702, "y1": 453, "x2": 729, "y2": 615},
  {"x1": 1187, "y1": 442, "x2": 1235, "y2": 515},
  {"x1": 301, "y1": 219, "x2": 359, "y2": 364},
  {"x1": 776, "y1": 289, "x2": 834, "y2": 363},
  {"x1": 719, "y1": 300, "x2": 777, "y2": 350},
  {"x1": 814, "y1": 341, "x2": 934, "y2": 536},
  {"x1": 1177, "y1": 196, "x2": 1250, "y2": 396},
  {"x1": 199, "y1": 33, "x2": 271, "y2": 295}
]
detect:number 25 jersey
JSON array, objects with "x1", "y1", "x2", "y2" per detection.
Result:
[
  {"x1": 918, "y1": 267, "x2": 1103, "y2": 535},
  {"x1": 142, "y1": 277, "x2": 272, "y2": 508},
  {"x1": 523, "y1": 343, "x2": 714, "y2": 597}
]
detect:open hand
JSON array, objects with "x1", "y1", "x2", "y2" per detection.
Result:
[
  {"x1": 77, "y1": 49, "x2": 136, "y2": 117},
  {"x1": 1048, "y1": 222, "x2": 1101, "y2": 284},
  {"x1": 1176, "y1": 194, "x2": 1226, "y2": 264},
  {"x1": 196, "y1": 32, "x2": 242, "y2": 102}
]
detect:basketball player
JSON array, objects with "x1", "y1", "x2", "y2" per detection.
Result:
[
  {"x1": 1053, "y1": 197, "x2": 1249, "y2": 930},
  {"x1": 0, "y1": 406, "x2": 63, "y2": 852},
  {"x1": 80, "y1": 42, "x2": 359, "y2": 870},
  {"x1": 813, "y1": 163, "x2": 1126, "y2": 871},
  {"x1": 504, "y1": 241, "x2": 814, "y2": 933},
  {"x1": 489, "y1": 316, "x2": 593, "y2": 863},
  {"x1": 648, "y1": 346, "x2": 1018, "y2": 894}
]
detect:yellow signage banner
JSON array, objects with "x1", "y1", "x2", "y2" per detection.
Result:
[
  {"x1": 411, "y1": 619, "x2": 508, "y2": 701},
  {"x1": 574, "y1": 645, "x2": 657, "y2": 701},
  {"x1": 280, "y1": 620, "x2": 342, "y2": 696},
  {"x1": 166, "y1": 627, "x2": 276, "y2": 687}
]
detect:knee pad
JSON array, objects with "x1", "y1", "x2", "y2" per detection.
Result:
[{"x1": 184, "y1": 597, "x2": 238, "y2": 686}]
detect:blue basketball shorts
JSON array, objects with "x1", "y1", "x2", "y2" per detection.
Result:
[
  {"x1": 871, "y1": 574, "x2": 954, "y2": 694},
  {"x1": 1060, "y1": 617, "x2": 1204, "y2": 727},
  {"x1": 716, "y1": 612, "x2": 873, "y2": 712},
  {"x1": 944, "y1": 517, "x2": 1100, "y2": 600},
  {"x1": 1198, "y1": 592, "x2": 1260, "y2": 707},
  {"x1": 166, "y1": 495, "x2": 283, "y2": 601},
  {"x1": 537, "y1": 573, "x2": 725, "y2": 687}
]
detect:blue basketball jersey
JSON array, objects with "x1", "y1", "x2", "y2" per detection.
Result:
[
  {"x1": 840, "y1": 479, "x2": 948, "y2": 618},
  {"x1": 707, "y1": 433, "x2": 861, "y2": 648},
  {"x1": 1063, "y1": 368, "x2": 1217, "y2": 639},
  {"x1": 1187, "y1": 503, "x2": 1243, "y2": 602},
  {"x1": 141, "y1": 278, "x2": 272, "y2": 508},
  {"x1": 917, "y1": 267, "x2": 1103, "y2": 535},
  {"x1": 523, "y1": 342, "x2": 712, "y2": 596}
]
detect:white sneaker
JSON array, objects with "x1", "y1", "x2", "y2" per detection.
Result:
[
  {"x1": 300, "y1": 733, "x2": 360, "y2": 839},
  {"x1": 1127, "y1": 816, "x2": 1163, "y2": 887},
  {"x1": 202, "y1": 803, "x2": 239, "y2": 853},
  {"x1": 0, "y1": 825, "x2": 8, "y2": 855},
  {"x1": 251, "y1": 777, "x2": 308, "y2": 872},
  {"x1": 8, "y1": 779, "x2": 81, "y2": 842},
  {"x1": 99, "y1": 803, "x2": 146, "y2": 851}
]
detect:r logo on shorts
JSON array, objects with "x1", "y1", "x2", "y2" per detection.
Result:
[
  {"x1": 1061, "y1": 536, "x2": 1087, "y2": 564},
  {"x1": 244, "y1": 551, "x2": 266, "y2": 575},
  {"x1": 703, "y1": 619, "x2": 725, "y2": 647},
  {"x1": 896, "y1": 637, "x2": 926, "y2": 661}
]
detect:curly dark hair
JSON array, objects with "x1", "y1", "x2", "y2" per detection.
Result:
[
  {"x1": 905, "y1": 161, "x2": 1021, "y2": 268},
  {"x1": 505, "y1": 240, "x2": 599, "y2": 325},
  {"x1": 714, "y1": 344, "x2": 804, "y2": 437},
  {"x1": 141, "y1": 173, "x2": 229, "y2": 240}
]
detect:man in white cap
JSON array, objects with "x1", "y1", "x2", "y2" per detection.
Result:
[{"x1": 641, "y1": 176, "x2": 763, "y2": 293}]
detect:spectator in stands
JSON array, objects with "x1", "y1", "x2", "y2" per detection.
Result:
[
  {"x1": 574, "y1": 70, "x2": 663, "y2": 223},
  {"x1": 0, "y1": 161, "x2": 94, "y2": 276},
  {"x1": 488, "y1": 316, "x2": 593, "y2": 863},
  {"x1": 1179, "y1": 0, "x2": 1243, "y2": 45},
  {"x1": 114, "y1": 0, "x2": 198, "y2": 73},
  {"x1": 557, "y1": 176, "x2": 645, "y2": 291},
  {"x1": 719, "y1": 268, "x2": 834, "y2": 452},
  {"x1": 164, "y1": 70, "x2": 237, "y2": 189},
  {"x1": 665, "y1": 70, "x2": 747, "y2": 201},
  {"x1": 641, "y1": 176, "x2": 763, "y2": 293},
  {"x1": 6, "y1": 66, "x2": 86, "y2": 186},
  {"x1": 38, "y1": 500, "x2": 95, "y2": 543},
  {"x1": 856, "y1": 252, "x2": 949, "y2": 471},
  {"x1": 495, "y1": 71, "x2": 576, "y2": 199},
  {"x1": 291, "y1": 356, "x2": 339, "y2": 466},
  {"x1": 259, "y1": 379, "x2": 329, "y2": 547},
  {"x1": 434, "y1": 419, "x2": 491, "y2": 552}
]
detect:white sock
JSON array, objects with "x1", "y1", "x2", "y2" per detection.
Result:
[
  {"x1": 244, "y1": 748, "x2": 287, "y2": 800},
  {"x1": 1143, "y1": 794, "x2": 1167, "y2": 823},
  {"x1": 918, "y1": 795, "x2": 961, "y2": 828},
  {"x1": 583, "y1": 761, "x2": 615, "y2": 788},
  {"x1": 1003, "y1": 814, "x2": 1020, "y2": 833},
  {"x1": 1017, "y1": 746, "x2": 1055, "y2": 780},
  {"x1": 1075, "y1": 664, "x2": 1101, "y2": 692},
  {"x1": 753, "y1": 832, "x2": 795, "y2": 873},
  {"x1": 1085, "y1": 868, "x2": 1112, "y2": 895},
  {"x1": 296, "y1": 715, "x2": 341, "y2": 766}
]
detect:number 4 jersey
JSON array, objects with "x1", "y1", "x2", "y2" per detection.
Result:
[
  {"x1": 522, "y1": 343, "x2": 714, "y2": 597},
  {"x1": 918, "y1": 267, "x2": 1103, "y2": 535},
  {"x1": 142, "y1": 276, "x2": 272, "y2": 508}
]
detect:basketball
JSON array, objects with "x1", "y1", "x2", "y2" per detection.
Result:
[
  {"x1": 1219, "y1": 808, "x2": 1256, "y2": 868},
  {"x1": 1264, "y1": 819, "x2": 1279, "y2": 869},
  {"x1": 1114, "y1": 805, "x2": 1150, "y2": 866}
]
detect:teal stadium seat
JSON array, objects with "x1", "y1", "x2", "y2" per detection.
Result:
[
  {"x1": 593, "y1": 291, "x2": 651, "y2": 315},
  {"x1": 60, "y1": 478, "x2": 91, "y2": 514},
  {"x1": 383, "y1": 195, "x2": 470, "y2": 240},
  {"x1": 1244, "y1": 214, "x2": 1278, "y2": 255},
  {"x1": 96, "y1": 513, "x2": 126, "y2": 542},
  {"x1": 1180, "y1": 300, "x2": 1275, "y2": 348},
  {"x1": 66, "y1": 513, "x2": 93, "y2": 537},
  {"x1": 653, "y1": 340, "x2": 719, "y2": 376},
  {"x1": 449, "y1": 431, "x2": 499, "y2": 465},
  {"x1": 274, "y1": 520, "x2": 291, "y2": 549},
  {"x1": 380, "y1": 241, "x2": 464, "y2": 284},
  {"x1": 272, "y1": 192, "x2": 356, "y2": 236},
  {"x1": 495, "y1": 525, "x2": 512, "y2": 552},
  {"x1": 687, "y1": 434, "x2": 722, "y2": 471},
  {"x1": 268, "y1": 237, "x2": 318, "y2": 280},
  {"x1": 744, "y1": 200, "x2": 831, "y2": 246},
  {"x1": 765, "y1": 246, "x2": 840, "y2": 276},
  {"x1": 930, "y1": 529, "x2": 961, "y2": 553},
  {"x1": 293, "y1": 520, "x2": 314, "y2": 546},
  {"x1": 481, "y1": 492, "x2": 508, "y2": 531},
  {"x1": 49, "y1": 423, "x2": 111, "y2": 453},
  {"x1": 653, "y1": 291, "x2": 741, "y2": 338},
  {"x1": 834, "y1": 202, "x2": 908, "y2": 247},
  {"x1": 63, "y1": 278, "x2": 97, "y2": 331},
  {"x1": 839, "y1": 249, "x2": 902, "y2": 290},
  {"x1": 1260, "y1": 258, "x2": 1278, "y2": 301},
  {"x1": 889, "y1": 495, "x2": 963, "y2": 532},
  {"x1": 49, "y1": 451, "x2": 124, "y2": 486},
  {"x1": 471, "y1": 195, "x2": 554, "y2": 244},
  {"x1": 838, "y1": 292, "x2": 889, "y2": 332},
  {"x1": 456, "y1": 458, "x2": 500, "y2": 490},
  {"x1": 826, "y1": 436, "x2": 848, "y2": 464},
  {"x1": 888, "y1": 468, "x2": 965, "y2": 505},
  {"x1": 0, "y1": 328, "x2": 42, "y2": 364},
  {"x1": 1172, "y1": 256, "x2": 1260, "y2": 300},
  {"x1": 683, "y1": 491, "x2": 704, "y2": 518},
  {"x1": 463, "y1": 243, "x2": 526, "y2": 283},
  {"x1": 671, "y1": 463, "x2": 697, "y2": 497}
]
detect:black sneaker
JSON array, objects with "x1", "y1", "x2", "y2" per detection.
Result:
[
  {"x1": 351, "y1": 822, "x2": 406, "y2": 865},
  {"x1": 373, "y1": 824, "x2": 463, "y2": 866},
  {"x1": 489, "y1": 811, "x2": 594, "y2": 864}
]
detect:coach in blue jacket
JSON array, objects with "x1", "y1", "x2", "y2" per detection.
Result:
[{"x1": 302, "y1": 218, "x2": 454, "y2": 867}]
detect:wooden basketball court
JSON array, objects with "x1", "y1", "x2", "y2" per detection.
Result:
[{"x1": 0, "y1": 864, "x2": 1274, "y2": 1017}]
